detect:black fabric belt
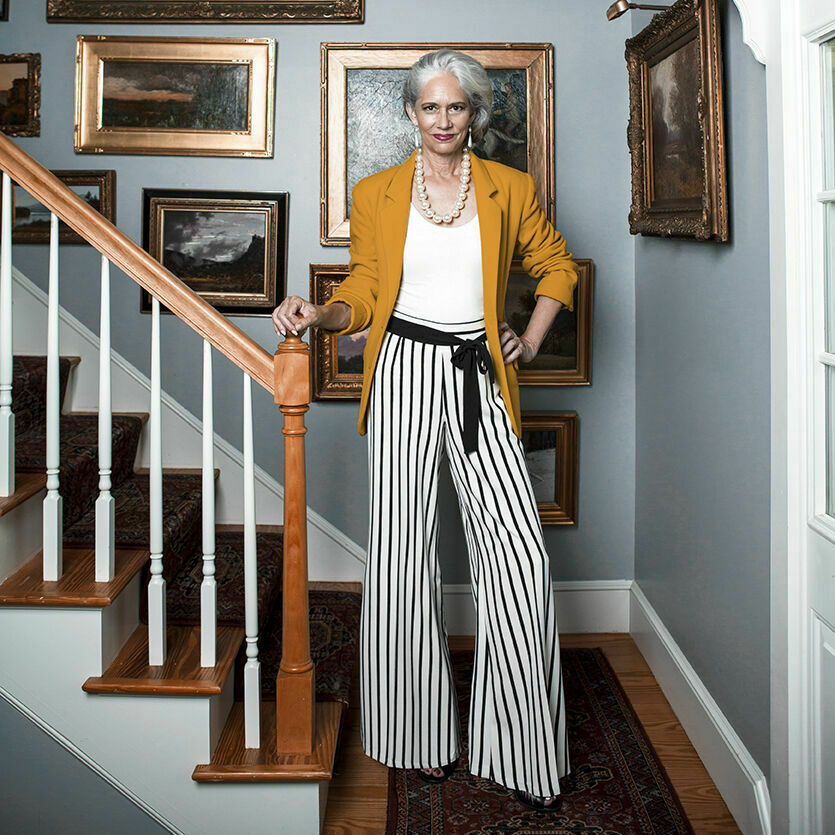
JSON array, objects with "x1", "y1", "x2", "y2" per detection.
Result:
[{"x1": 385, "y1": 315, "x2": 495, "y2": 454}]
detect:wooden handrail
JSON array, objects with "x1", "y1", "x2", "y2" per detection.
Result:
[{"x1": 0, "y1": 133, "x2": 274, "y2": 395}]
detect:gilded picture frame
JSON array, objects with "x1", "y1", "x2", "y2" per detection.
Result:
[
  {"x1": 521, "y1": 411, "x2": 579, "y2": 526},
  {"x1": 625, "y1": 0, "x2": 728, "y2": 241},
  {"x1": 74, "y1": 36, "x2": 275, "y2": 157},
  {"x1": 48, "y1": 0, "x2": 363, "y2": 23},
  {"x1": 321, "y1": 42, "x2": 555, "y2": 246},
  {"x1": 141, "y1": 188, "x2": 288, "y2": 316},
  {"x1": 0, "y1": 53, "x2": 40, "y2": 137},
  {"x1": 511, "y1": 258, "x2": 594, "y2": 386},
  {"x1": 310, "y1": 264, "x2": 368, "y2": 400},
  {"x1": 7, "y1": 170, "x2": 116, "y2": 244}
]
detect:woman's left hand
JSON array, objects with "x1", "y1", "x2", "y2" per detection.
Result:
[{"x1": 498, "y1": 321, "x2": 538, "y2": 365}]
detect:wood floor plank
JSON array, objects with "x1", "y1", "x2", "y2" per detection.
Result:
[
  {"x1": 322, "y1": 633, "x2": 741, "y2": 834},
  {"x1": 83, "y1": 625, "x2": 244, "y2": 695}
]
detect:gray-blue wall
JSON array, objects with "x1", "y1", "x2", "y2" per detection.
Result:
[
  {"x1": 1, "y1": 0, "x2": 636, "y2": 583},
  {"x1": 0, "y1": 697, "x2": 165, "y2": 833},
  {"x1": 632, "y1": 0, "x2": 771, "y2": 778}
]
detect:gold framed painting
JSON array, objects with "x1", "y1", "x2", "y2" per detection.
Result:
[
  {"x1": 521, "y1": 411, "x2": 578, "y2": 526},
  {"x1": 48, "y1": 0, "x2": 363, "y2": 23},
  {"x1": 510, "y1": 258, "x2": 594, "y2": 386},
  {"x1": 141, "y1": 188, "x2": 288, "y2": 316},
  {"x1": 321, "y1": 42, "x2": 554, "y2": 246},
  {"x1": 74, "y1": 35, "x2": 275, "y2": 157},
  {"x1": 625, "y1": 0, "x2": 728, "y2": 240},
  {"x1": 5, "y1": 170, "x2": 116, "y2": 244},
  {"x1": 310, "y1": 263, "x2": 368, "y2": 400},
  {"x1": 0, "y1": 53, "x2": 40, "y2": 137}
]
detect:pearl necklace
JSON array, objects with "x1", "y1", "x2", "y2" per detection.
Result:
[{"x1": 414, "y1": 147, "x2": 471, "y2": 224}]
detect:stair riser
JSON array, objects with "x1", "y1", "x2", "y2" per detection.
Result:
[
  {"x1": 0, "y1": 605, "x2": 323, "y2": 834},
  {"x1": 0, "y1": 490, "x2": 44, "y2": 584}
]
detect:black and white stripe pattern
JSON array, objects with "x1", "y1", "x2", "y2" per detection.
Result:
[{"x1": 360, "y1": 316, "x2": 570, "y2": 797}]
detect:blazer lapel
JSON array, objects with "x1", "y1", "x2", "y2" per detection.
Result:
[{"x1": 378, "y1": 149, "x2": 503, "y2": 323}]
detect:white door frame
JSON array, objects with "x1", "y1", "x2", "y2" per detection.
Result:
[{"x1": 731, "y1": 0, "x2": 835, "y2": 832}]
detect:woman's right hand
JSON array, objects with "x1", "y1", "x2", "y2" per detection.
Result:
[{"x1": 272, "y1": 295, "x2": 321, "y2": 338}]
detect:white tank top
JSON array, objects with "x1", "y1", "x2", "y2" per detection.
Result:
[{"x1": 391, "y1": 204, "x2": 484, "y2": 327}]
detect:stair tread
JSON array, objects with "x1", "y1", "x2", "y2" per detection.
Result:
[
  {"x1": 83, "y1": 624, "x2": 244, "y2": 696},
  {"x1": 192, "y1": 701, "x2": 343, "y2": 782},
  {"x1": 0, "y1": 547, "x2": 148, "y2": 606},
  {"x1": 0, "y1": 472, "x2": 46, "y2": 518}
]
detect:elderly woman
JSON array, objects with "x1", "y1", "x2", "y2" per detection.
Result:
[{"x1": 272, "y1": 49, "x2": 577, "y2": 812}]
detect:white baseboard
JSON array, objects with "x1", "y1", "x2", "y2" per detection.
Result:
[
  {"x1": 630, "y1": 582, "x2": 771, "y2": 835},
  {"x1": 443, "y1": 579, "x2": 633, "y2": 635},
  {"x1": 11, "y1": 266, "x2": 365, "y2": 583}
]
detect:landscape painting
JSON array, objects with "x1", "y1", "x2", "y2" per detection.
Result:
[
  {"x1": 505, "y1": 259, "x2": 594, "y2": 385},
  {"x1": 648, "y1": 38, "x2": 703, "y2": 204},
  {"x1": 75, "y1": 36, "x2": 274, "y2": 157},
  {"x1": 101, "y1": 60, "x2": 250, "y2": 131},
  {"x1": 625, "y1": 0, "x2": 728, "y2": 239},
  {"x1": 0, "y1": 54, "x2": 39, "y2": 136},
  {"x1": 309, "y1": 264, "x2": 369, "y2": 400},
  {"x1": 142, "y1": 189, "x2": 288, "y2": 315}
]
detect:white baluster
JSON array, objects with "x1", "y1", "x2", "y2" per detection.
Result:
[
  {"x1": 200, "y1": 340, "x2": 216, "y2": 668},
  {"x1": 243, "y1": 373, "x2": 260, "y2": 748},
  {"x1": 148, "y1": 297, "x2": 166, "y2": 665},
  {"x1": 95, "y1": 256, "x2": 115, "y2": 582},
  {"x1": 0, "y1": 172, "x2": 13, "y2": 497},
  {"x1": 43, "y1": 213, "x2": 62, "y2": 581}
]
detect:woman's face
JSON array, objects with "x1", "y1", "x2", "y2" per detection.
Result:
[{"x1": 406, "y1": 72, "x2": 474, "y2": 158}]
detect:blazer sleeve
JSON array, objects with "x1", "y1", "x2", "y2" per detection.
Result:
[
  {"x1": 322, "y1": 180, "x2": 380, "y2": 336},
  {"x1": 514, "y1": 173, "x2": 579, "y2": 312}
]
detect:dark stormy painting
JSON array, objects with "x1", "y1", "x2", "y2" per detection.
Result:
[
  {"x1": 160, "y1": 209, "x2": 267, "y2": 295},
  {"x1": 101, "y1": 60, "x2": 250, "y2": 131}
]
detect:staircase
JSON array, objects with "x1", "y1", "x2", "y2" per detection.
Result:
[{"x1": 0, "y1": 133, "x2": 361, "y2": 833}]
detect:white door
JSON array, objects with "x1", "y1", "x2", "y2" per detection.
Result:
[{"x1": 802, "y1": 11, "x2": 835, "y2": 834}]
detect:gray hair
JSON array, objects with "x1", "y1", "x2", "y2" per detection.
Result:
[{"x1": 402, "y1": 49, "x2": 493, "y2": 143}]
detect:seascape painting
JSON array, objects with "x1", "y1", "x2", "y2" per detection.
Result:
[
  {"x1": 160, "y1": 209, "x2": 268, "y2": 295},
  {"x1": 101, "y1": 60, "x2": 250, "y2": 131},
  {"x1": 648, "y1": 38, "x2": 703, "y2": 203},
  {"x1": 13, "y1": 183, "x2": 102, "y2": 232},
  {"x1": 0, "y1": 61, "x2": 29, "y2": 129},
  {"x1": 345, "y1": 67, "x2": 527, "y2": 213}
]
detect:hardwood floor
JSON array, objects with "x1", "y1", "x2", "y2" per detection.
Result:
[{"x1": 322, "y1": 633, "x2": 741, "y2": 834}]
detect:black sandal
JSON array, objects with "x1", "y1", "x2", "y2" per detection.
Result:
[
  {"x1": 416, "y1": 756, "x2": 459, "y2": 784},
  {"x1": 513, "y1": 788, "x2": 563, "y2": 812}
]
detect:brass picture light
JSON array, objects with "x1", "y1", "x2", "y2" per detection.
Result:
[{"x1": 606, "y1": 1, "x2": 672, "y2": 20}]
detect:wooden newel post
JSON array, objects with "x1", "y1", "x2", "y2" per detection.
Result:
[{"x1": 273, "y1": 334, "x2": 316, "y2": 755}]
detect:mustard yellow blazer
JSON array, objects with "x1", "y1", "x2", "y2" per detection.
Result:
[{"x1": 323, "y1": 149, "x2": 579, "y2": 441}]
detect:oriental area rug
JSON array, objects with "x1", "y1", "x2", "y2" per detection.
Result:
[{"x1": 385, "y1": 647, "x2": 694, "y2": 834}]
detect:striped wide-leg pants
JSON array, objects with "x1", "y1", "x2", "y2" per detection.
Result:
[{"x1": 359, "y1": 313, "x2": 571, "y2": 797}]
